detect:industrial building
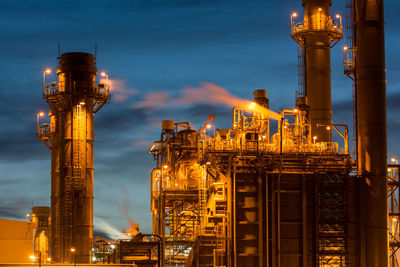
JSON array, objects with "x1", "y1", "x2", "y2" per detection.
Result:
[
  {"x1": 28, "y1": 0, "x2": 396, "y2": 266},
  {"x1": 0, "y1": 207, "x2": 50, "y2": 264},
  {"x1": 148, "y1": 0, "x2": 396, "y2": 266}
]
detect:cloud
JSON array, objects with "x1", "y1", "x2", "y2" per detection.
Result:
[
  {"x1": 136, "y1": 92, "x2": 170, "y2": 109},
  {"x1": 102, "y1": 78, "x2": 138, "y2": 103}
]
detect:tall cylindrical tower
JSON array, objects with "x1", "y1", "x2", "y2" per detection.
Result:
[
  {"x1": 291, "y1": 0, "x2": 343, "y2": 142},
  {"x1": 38, "y1": 52, "x2": 109, "y2": 263},
  {"x1": 354, "y1": 0, "x2": 388, "y2": 265}
]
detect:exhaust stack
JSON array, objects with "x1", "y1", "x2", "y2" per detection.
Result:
[
  {"x1": 354, "y1": 0, "x2": 388, "y2": 265},
  {"x1": 291, "y1": 0, "x2": 343, "y2": 142},
  {"x1": 38, "y1": 52, "x2": 110, "y2": 263}
]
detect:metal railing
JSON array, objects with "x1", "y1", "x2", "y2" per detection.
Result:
[
  {"x1": 37, "y1": 123, "x2": 52, "y2": 136},
  {"x1": 291, "y1": 16, "x2": 343, "y2": 36},
  {"x1": 43, "y1": 81, "x2": 110, "y2": 98},
  {"x1": 199, "y1": 136, "x2": 341, "y2": 155},
  {"x1": 343, "y1": 47, "x2": 355, "y2": 76}
]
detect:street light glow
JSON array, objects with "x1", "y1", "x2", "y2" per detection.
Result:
[
  {"x1": 336, "y1": 14, "x2": 341, "y2": 18},
  {"x1": 100, "y1": 72, "x2": 107, "y2": 77},
  {"x1": 38, "y1": 112, "x2": 44, "y2": 116},
  {"x1": 292, "y1": 12, "x2": 297, "y2": 17},
  {"x1": 70, "y1": 247, "x2": 76, "y2": 252},
  {"x1": 44, "y1": 68, "x2": 51, "y2": 74}
]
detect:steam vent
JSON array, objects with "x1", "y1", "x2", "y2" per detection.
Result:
[{"x1": 38, "y1": 52, "x2": 110, "y2": 263}]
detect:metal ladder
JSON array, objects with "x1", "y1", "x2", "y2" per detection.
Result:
[
  {"x1": 213, "y1": 224, "x2": 225, "y2": 267},
  {"x1": 72, "y1": 105, "x2": 82, "y2": 189},
  {"x1": 199, "y1": 166, "x2": 207, "y2": 233}
]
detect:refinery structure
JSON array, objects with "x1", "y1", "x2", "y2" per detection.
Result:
[
  {"x1": 148, "y1": 0, "x2": 394, "y2": 266},
  {"x1": 1, "y1": 0, "x2": 396, "y2": 266}
]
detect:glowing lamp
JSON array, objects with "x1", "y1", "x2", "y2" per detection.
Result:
[
  {"x1": 326, "y1": 126, "x2": 331, "y2": 130},
  {"x1": 343, "y1": 46, "x2": 348, "y2": 51},
  {"x1": 100, "y1": 72, "x2": 107, "y2": 77},
  {"x1": 292, "y1": 12, "x2": 297, "y2": 17},
  {"x1": 70, "y1": 247, "x2": 76, "y2": 252},
  {"x1": 38, "y1": 112, "x2": 44, "y2": 116},
  {"x1": 336, "y1": 14, "x2": 340, "y2": 18},
  {"x1": 29, "y1": 255, "x2": 35, "y2": 260}
]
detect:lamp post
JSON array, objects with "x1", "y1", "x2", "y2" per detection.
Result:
[
  {"x1": 336, "y1": 14, "x2": 342, "y2": 30},
  {"x1": 391, "y1": 157, "x2": 399, "y2": 164},
  {"x1": 318, "y1": 7, "x2": 322, "y2": 30},
  {"x1": 36, "y1": 112, "x2": 44, "y2": 135},
  {"x1": 70, "y1": 247, "x2": 76, "y2": 267},
  {"x1": 291, "y1": 12, "x2": 297, "y2": 30},
  {"x1": 43, "y1": 68, "x2": 51, "y2": 90},
  {"x1": 100, "y1": 72, "x2": 109, "y2": 90},
  {"x1": 29, "y1": 252, "x2": 41, "y2": 267}
]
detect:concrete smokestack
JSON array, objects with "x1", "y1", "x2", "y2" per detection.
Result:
[{"x1": 354, "y1": 0, "x2": 388, "y2": 265}]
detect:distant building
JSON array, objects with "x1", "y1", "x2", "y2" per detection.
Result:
[
  {"x1": 0, "y1": 218, "x2": 34, "y2": 263},
  {"x1": 0, "y1": 206, "x2": 50, "y2": 264}
]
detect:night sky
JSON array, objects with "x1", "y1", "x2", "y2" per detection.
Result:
[{"x1": 0, "y1": 0, "x2": 399, "y2": 239}]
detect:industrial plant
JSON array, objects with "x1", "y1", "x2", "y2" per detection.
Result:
[{"x1": 0, "y1": 0, "x2": 396, "y2": 266}]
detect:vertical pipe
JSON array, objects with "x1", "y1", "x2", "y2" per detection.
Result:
[
  {"x1": 354, "y1": 0, "x2": 388, "y2": 265},
  {"x1": 301, "y1": 0, "x2": 336, "y2": 142},
  {"x1": 265, "y1": 173, "x2": 269, "y2": 267},
  {"x1": 46, "y1": 52, "x2": 107, "y2": 263},
  {"x1": 302, "y1": 175, "x2": 307, "y2": 266},
  {"x1": 258, "y1": 172, "x2": 264, "y2": 267},
  {"x1": 50, "y1": 112, "x2": 59, "y2": 262}
]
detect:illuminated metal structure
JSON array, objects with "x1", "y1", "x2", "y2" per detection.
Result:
[
  {"x1": 149, "y1": 0, "x2": 392, "y2": 266},
  {"x1": 388, "y1": 163, "x2": 400, "y2": 267},
  {"x1": 150, "y1": 90, "x2": 357, "y2": 266},
  {"x1": 32, "y1": 206, "x2": 51, "y2": 263},
  {"x1": 291, "y1": 0, "x2": 343, "y2": 142},
  {"x1": 37, "y1": 52, "x2": 110, "y2": 263}
]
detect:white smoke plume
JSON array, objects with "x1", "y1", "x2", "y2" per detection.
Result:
[
  {"x1": 135, "y1": 82, "x2": 281, "y2": 120},
  {"x1": 94, "y1": 217, "x2": 130, "y2": 240}
]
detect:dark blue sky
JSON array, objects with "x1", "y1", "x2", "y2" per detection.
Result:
[{"x1": 0, "y1": 0, "x2": 399, "y2": 237}]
